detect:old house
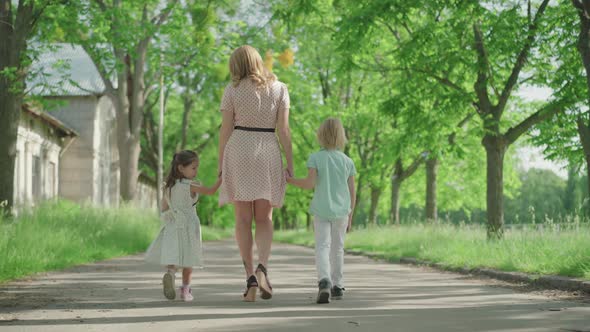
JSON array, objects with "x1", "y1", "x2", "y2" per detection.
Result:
[
  {"x1": 13, "y1": 43, "x2": 156, "y2": 209},
  {"x1": 13, "y1": 105, "x2": 77, "y2": 206}
]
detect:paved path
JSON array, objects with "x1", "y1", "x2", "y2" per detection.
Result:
[{"x1": 1, "y1": 240, "x2": 589, "y2": 331}]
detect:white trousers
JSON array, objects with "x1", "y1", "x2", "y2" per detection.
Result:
[{"x1": 313, "y1": 215, "x2": 348, "y2": 288}]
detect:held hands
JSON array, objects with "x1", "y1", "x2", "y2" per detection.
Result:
[
  {"x1": 209, "y1": 173, "x2": 223, "y2": 194},
  {"x1": 284, "y1": 167, "x2": 294, "y2": 184},
  {"x1": 191, "y1": 174, "x2": 223, "y2": 196}
]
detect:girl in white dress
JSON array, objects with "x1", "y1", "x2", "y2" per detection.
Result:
[{"x1": 145, "y1": 150, "x2": 221, "y2": 301}]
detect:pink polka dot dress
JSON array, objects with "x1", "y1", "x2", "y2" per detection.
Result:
[{"x1": 219, "y1": 79, "x2": 290, "y2": 208}]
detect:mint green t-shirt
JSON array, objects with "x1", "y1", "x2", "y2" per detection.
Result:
[{"x1": 306, "y1": 149, "x2": 357, "y2": 220}]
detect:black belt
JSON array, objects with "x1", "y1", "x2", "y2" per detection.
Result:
[{"x1": 234, "y1": 126, "x2": 275, "y2": 133}]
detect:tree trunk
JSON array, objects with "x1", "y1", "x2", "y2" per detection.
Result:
[
  {"x1": 390, "y1": 178, "x2": 401, "y2": 225},
  {"x1": 0, "y1": 1, "x2": 33, "y2": 214},
  {"x1": 574, "y1": 0, "x2": 590, "y2": 106},
  {"x1": 572, "y1": 0, "x2": 590, "y2": 216},
  {"x1": 122, "y1": 41, "x2": 148, "y2": 202},
  {"x1": 564, "y1": 165, "x2": 578, "y2": 214},
  {"x1": 112, "y1": 83, "x2": 136, "y2": 201},
  {"x1": 425, "y1": 157, "x2": 439, "y2": 222},
  {"x1": 389, "y1": 155, "x2": 425, "y2": 225},
  {"x1": 88, "y1": 1, "x2": 176, "y2": 202},
  {"x1": 273, "y1": 213, "x2": 280, "y2": 230},
  {"x1": 471, "y1": 0, "x2": 557, "y2": 239},
  {"x1": 177, "y1": 89, "x2": 194, "y2": 151},
  {"x1": 118, "y1": 136, "x2": 141, "y2": 201},
  {"x1": 577, "y1": 117, "x2": 590, "y2": 215},
  {"x1": 574, "y1": 0, "x2": 590, "y2": 215},
  {"x1": 279, "y1": 205, "x2": 289, "y2": 229},
  {"x1": 483, "y1": 135, "x2": 507, "y2": 239},
  {"x1": 353, "y1": 174, "x2": 363, "y2": 222},
  {"x1": 390, "y1": 158, "x2": 403, "y2": 224},
  {"x1": 0, "y1": 87, "x2": 19, "y2": 214},
  {"x1": 586, "y1": 157, "x2": 590, "y2": 216},
  {"x1": 368, "y1": 185, "x2": 382, "y2": 225},
  {"x1": 109, "y1": 43, "x2": 148, "y2": 203}
]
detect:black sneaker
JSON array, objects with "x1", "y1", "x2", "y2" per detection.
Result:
[
  {"x1": 331, "y1": 286, "x2": 345, "y2": 300},
  {"x1": 316, "y1": 278, "x2": 331, "y2": 304}
]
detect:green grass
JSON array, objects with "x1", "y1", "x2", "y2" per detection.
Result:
[
  {"x1": 274, "y1": 223, "x2": 590, "y2": 280},
  {"x1": 0, "y1": 200, "x2": 232, "y2": 283}
]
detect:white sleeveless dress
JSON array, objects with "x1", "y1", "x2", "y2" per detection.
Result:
[{"x1": 145, "y1": 179, "x2": 203, "y2": 268}]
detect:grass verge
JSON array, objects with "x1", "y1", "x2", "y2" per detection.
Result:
[
  {"x1": 0, "y1": 200, "x2": 231, "y2": 283},
  {"x1": 274, "y1": 223, "x2": 590, "y2": 280}
]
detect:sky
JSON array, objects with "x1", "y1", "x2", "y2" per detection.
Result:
[{"x1": 516, "y1": 85, "x2": 568, "y2": 178}]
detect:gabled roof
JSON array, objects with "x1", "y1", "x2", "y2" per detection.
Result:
[
  {"x1": 22, "y1": 104, "x2": 78, "y2": 137},
  {"x1": 27, "y1": 43, "x2": 110, "y2": 97}
]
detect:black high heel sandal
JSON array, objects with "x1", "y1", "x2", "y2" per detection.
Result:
[
  {"x1": 243, "y1": 275, "x2": 258, "y2": 302},
  {"x1": 256, "y1": 264, "x2": 273, "y2": 300}
]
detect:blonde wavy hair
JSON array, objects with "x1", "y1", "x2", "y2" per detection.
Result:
[
  {"x1": 229, "y1": 45, "x2": 276, "y2": 87},
  {"x1": 317, "y1": 118, "x2": 347, "y2": 150}
]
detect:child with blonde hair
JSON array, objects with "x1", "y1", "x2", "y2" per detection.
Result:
[
  {"x1": 286, "y1": 118, "x2": 356, "y2": 304},
  {"x1": 145, "y1": 150, "x2": 221, "y2": 301}
]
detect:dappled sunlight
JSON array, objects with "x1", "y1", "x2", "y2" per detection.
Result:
[
  {"x1": 1, "y1": 241, "x2": 588, "y2": 332},
  {"x1": 1, "y1": 1, "x2": 590, "y2": 332}
]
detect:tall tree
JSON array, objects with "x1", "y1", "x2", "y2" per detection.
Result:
[
  {"x1": 332, "y1": 0, "x2": 479, "y2": 224},
  {"x1": 456, "y1": 1, "x2": 576, "y2": 237},
  {"x1": 515, "y1": 2, "x2": 585, "y2": 218},
  {"x1": 62, "y1": 0, "x2": 178, "y2": 201},
  {"x1": 0, "y1": 0, "x2": 66, "y2": 213},
  {"x1": 402, "y1": 1, "x2": 573, "y2": 237},
  {"x1": 572, "y1": 0, "x2": 590, "y2": 214},
  {"x1": 141, "y1": 0, "x2": 230, "y2": 179}
]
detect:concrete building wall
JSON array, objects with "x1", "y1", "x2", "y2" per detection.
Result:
[
  {"x1": 48, "y1": 96, "x2": 98, "y2": 203},
  {"x1": 13, "y1": 113, "x2": 62, "y2": 209},
  {"x1": 135, "y1": 176, "x2": 158, "y2": 211},
  {"x1": 93, "y1": 95, "x2": 119, "y2": 206}
]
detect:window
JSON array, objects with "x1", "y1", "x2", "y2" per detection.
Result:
[
  {"x1": 32, "y1": 156, "x2": 41, "y2": 202},
  {"x1": 47, "y1": 162, "x2": 56, "y2": 198}
]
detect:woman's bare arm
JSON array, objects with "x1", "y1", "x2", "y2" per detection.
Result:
[
  {"x1": 277, "y1": 107, "x2": 294, "y2": 176},
  {"x1": 218, "y1": 109, "x2": 234, "y2": 175}
]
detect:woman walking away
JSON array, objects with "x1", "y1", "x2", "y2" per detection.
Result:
[{"x1": 217, "y1": 45, "x2": 294, "y2": 302}]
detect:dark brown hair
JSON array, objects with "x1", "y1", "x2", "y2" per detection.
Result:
[{"x1": 164, "y1": 150, "x2": 199, "y2": 192}]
